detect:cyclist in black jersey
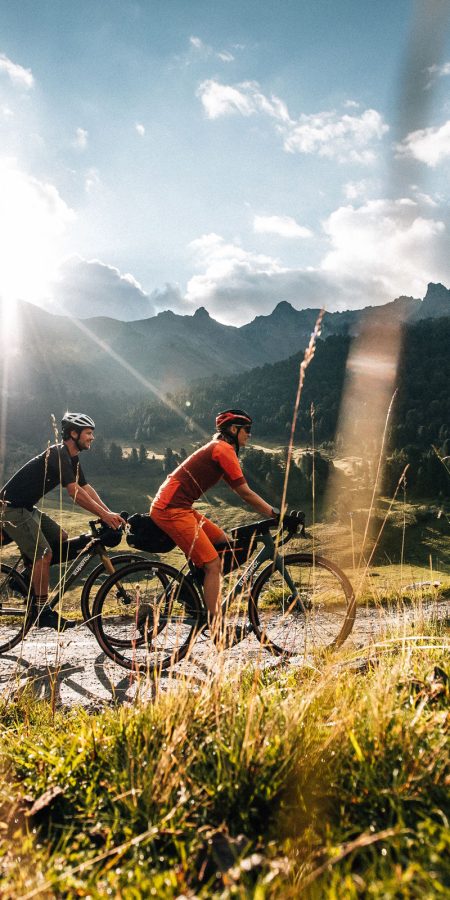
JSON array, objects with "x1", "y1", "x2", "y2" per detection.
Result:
[{"x1": 0, "y1": 412, "x2": 125, "y2": 630}]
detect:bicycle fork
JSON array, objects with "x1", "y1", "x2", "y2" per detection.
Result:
[
  {"x1": 250, "y1": 535, "x2": 307, "y2": 616},
  {"x1": 97, "y1": 547, "x2": 131, "y2": 605}
]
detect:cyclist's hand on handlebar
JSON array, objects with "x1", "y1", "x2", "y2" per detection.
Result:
[
  {"x1": 281, "y1": 510, "x2": 306, "y2": 534},
  {"x1": 101, "y1": 511, "x2": 127, "y2": 530}
]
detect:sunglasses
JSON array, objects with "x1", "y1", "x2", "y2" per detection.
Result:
[{"x1": 241, "y1": 426, "x2": 252, "y2": 434}]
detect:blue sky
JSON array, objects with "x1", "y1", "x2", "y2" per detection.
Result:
[{"x1": 1, "y1": 0, "x2": 450, "y2": 323}]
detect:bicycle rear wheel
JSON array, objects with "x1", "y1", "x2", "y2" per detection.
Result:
[
  {"x1": 249, "y1": 553, "x2": 355, "y2": 657},
  {"x1": 0, "y1": 565, "x2": 33, "y2": 654},
  {"x1": 92, "y1": 560, "x2": 203, "y2": 673}
]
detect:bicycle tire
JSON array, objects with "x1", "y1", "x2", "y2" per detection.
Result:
[
  {"x1": 92, "y1": 559, "x2": 203, "y2": 673},
  {"x1": 80, "y1": 553, "x2": 146, "y2": 632},
  {"x1": 0, "y1": 564, "x2": 34, "y2": 654},
  {"x1": 249, "y1": 553, "x2": 355, "y2": 657}
]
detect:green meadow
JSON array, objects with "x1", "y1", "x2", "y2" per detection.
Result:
[{"x1": 1, "y1": 490, "x2": 450, "y2": 898}]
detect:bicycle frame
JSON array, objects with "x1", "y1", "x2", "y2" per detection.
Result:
[
  {"x1": 46, "y1": 541, "x2": 118, "y2": 612},
  {"x1": 180, "y1": 528, "x2": 298, "y2": 622},
  {"x1": 0, "y1": 538, "x2": 117, "y2": 616},
  {"x1": 222, "y1": 532, "x2": 297, "y2": 614}
]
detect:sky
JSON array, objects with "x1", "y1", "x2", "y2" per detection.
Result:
[{"x1": 1, "y1": 0, "x2": 450, "y2": 325}]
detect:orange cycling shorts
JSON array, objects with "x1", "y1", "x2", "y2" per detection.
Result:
[{"x1": 150, "y1": 506, "x2": 224, "y2": 567}]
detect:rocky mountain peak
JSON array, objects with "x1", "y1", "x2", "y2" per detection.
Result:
[
  {"x1": 193, "y1": 306, "x2": 210, "y2": 319},
  {"x1": 423, "y1": 282, "x2": 450, "y2": 306},
  {"x1": 271, "y1": 300, "x2": 297, "y2": 318}
]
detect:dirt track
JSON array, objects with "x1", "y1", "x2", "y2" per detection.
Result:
[
  {"x1": 0, "y1": 622, "x2": 284, "y2": 710},
  {"x1": 0, "y1": 600, "x2": 445, "y2": 710}
]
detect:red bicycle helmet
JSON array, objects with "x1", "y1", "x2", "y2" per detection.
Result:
[{"x1": 215, "y1": 409, "x2": 252, "y2": 430}]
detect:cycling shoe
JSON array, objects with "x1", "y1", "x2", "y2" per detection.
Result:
[{"x1": 33, "y1": 605, "x2": 78, "y2": 631}]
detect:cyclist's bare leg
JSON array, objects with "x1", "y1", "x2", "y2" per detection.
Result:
[
  {"x1": 32, "y1": 551, "x2": 52, "y2": 600},
  {"x1": 203, "y1": 555, "x2": 222, "y2": 620},
  {"x1": 32, "y1": 529, "x2": 68, "y2": 600}
]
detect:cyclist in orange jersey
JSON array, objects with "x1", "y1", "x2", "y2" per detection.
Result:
[{"x1": 150, "y1": 409, "x2": 279, "y2": 628}]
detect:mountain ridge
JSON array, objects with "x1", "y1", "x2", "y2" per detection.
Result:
[{"x1": 1, "y1": 282, "x2": 450, "y2": 442}]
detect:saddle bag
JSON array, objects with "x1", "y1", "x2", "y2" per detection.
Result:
[{"x1": 126, "y1": 513, "x2": 176, "y2": 554}]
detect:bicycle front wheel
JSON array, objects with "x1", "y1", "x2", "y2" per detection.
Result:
[
  {"x1": 249, "y1": 553, "x2": 355, "y2": 657},
  {"x1": 80, "y1": 553, "x2": 146, "y2": 632},
  {"x1": 0, "y1": 565, "x2": 33, "y2": 654},
  {"x1": 92, "y1": 560, "x2": 203, "y2": 673}
]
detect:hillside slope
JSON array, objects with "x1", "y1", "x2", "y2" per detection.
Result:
[{"x1": 1, "y1": 282, "x2": 450, "y2": 443}]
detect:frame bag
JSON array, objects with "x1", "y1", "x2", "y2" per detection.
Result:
[{"x1": 126, "y1": 513, "x2": 176, "y2": 554}]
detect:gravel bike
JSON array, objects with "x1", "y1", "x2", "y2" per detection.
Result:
[
  {"x1": 92, "y1": 511, "x2": 356, "y2": 674},
  {"x1": 0, "y1": 514, "x2": 143, "y2": 654}
]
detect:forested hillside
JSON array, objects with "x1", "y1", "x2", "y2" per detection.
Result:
[
  {"x1": 2, "y1": 282, "x2": 450, "y2": 447},
  {"x1": 129, "y1": 333, "x2": 350, "y2": 446},
  {"x1": 122, "y1": 316, "x2": 450, "y2": 501},
  {"x1": 4, "y1": 310, "x2": 450, "y2": 505},
  {"x1": 127, "y1": 318, "x2": 450, "y2": 445}
]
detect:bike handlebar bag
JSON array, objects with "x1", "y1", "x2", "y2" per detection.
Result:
[
  {"x1": 126, "y1": 513, "x2": 176, "y2": 553},
  {"x1": 97, "y1": 527, "x2": 123, "y2": 548}
]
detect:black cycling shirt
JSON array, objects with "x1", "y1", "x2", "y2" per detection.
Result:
[{"x1": 0, "y1": 444, "x2": 87, "y2": 510}]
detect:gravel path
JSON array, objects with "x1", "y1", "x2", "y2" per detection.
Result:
[
  {"x1": 0, "y1": 623, "x2": 281, "y2": 710},
  {"x1": 1, "y1": 599, "x2": 447, "y2": 710}
]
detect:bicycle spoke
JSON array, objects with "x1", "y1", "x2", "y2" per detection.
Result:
[
  {"x1": 0, "y1": 566, "x2": 33, "y2": 653},
  {"x1": 93, "y1": 561, "x2": 203, "y2": 673},
  {"x1": 250, "y1": 553, "x2": 355, "y2": 657}
]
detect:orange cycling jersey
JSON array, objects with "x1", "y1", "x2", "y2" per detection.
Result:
[{"x1": 152, "y1": 440, "x2": 246, "y2": 510}]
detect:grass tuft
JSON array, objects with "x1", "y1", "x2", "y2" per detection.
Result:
[{"x1": 2, "y1": 617, "x2": 450, "y2": 898}]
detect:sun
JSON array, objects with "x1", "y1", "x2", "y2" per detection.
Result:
[{"x1": 0, "y1": 159, "x2": 74, "y2": 316}]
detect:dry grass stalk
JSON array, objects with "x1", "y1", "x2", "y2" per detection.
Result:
[{"x1": 280, "y1": 308, "x2": 324, "y2": 519}]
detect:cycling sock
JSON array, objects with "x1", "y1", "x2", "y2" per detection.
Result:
[{"x1": 34, "y1": 595, "x2": 49, "y2": 607}]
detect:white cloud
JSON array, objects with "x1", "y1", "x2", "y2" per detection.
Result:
[
  {"x1": 253, "y1": 214, "x2": 312, "y2": 238},
  {"x1": 177, "y1": 197, "x2": 450, "y2": 323},
  {"x1": 411, "y1": 186, "x2": 438, "y2": 207},
  {"x1": 0, "y1": 158, "x2": 74, "y2": 304},
  {"x1": 85, "y1": 167, "x2": 100, "y2": 192},
  {"x1": 135, "y1": 122, "x2": 145, "y2": 135},
  {"x1": 320, "y1": 199, "x2": 446, "y2": 301},
  {"x1": 190, "y1": 37, "x2": 234, "y2": 63},
  {"x1": 196, "y1": 80, "x2": 388, "y2": 163},
  {"x1": 196, "y1": 80, "x2": 254, "y2": 118},
  {"x1": 426, "y1": 62, "x2": 450, "y2": 88},
  {"x1": 345, "y1": 100, "x2": 359, "y2": 108},
  {"x1": 283, "y1": 108, "x2": 388, "y2": 162},
  {"x1": 27, "y1": 195, "x2": 447, "y2": 327},
  {"x1": 184, "y1": 233, "x2": 289, "y2": 321},
  {"x1": 395, "y1": 120, "x2": 450, "y2": 166},
  {"x1": 0, "y1": 54, "x2": 34, "y2": 89},
  {"x1": 73, "y1": 127, "x2": 88, "y2": 149},
  {"x1": 344, "y1": 180, "x2": 367, "y2": 199},
  {"x1": 48, "y1": 255, "x2": 156, "y2": 320}
]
